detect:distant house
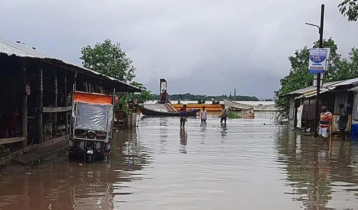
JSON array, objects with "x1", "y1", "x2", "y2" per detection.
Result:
[{"x1": 283, "y1": 78, "x2": 358, "y2": 134}]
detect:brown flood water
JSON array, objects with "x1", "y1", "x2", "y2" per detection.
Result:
[{"x1": 1, "y1": 113, "x2": 358, "y2": 210}]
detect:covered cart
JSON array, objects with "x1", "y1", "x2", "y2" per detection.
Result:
[{"x1": 69, "y1": 91, "x2": 115, "y2": 163}]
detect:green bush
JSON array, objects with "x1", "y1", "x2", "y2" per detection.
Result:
[{"x1": 227, "y1": 110, "x2": 241, "y2": 119}]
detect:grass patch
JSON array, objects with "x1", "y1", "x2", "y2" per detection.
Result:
[{"x1": 227, "y1": 110, "x2": 241, "y2": 119}]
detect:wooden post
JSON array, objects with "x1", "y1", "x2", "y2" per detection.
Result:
[
  {"x1": 38, "y1": 68, "x2": 43, "y2": 143},
  {"x1": 21, "y1": 60, "x2": 27, "y2": 148},
  {"x1": 64, "y1": 70, "x2": 68, "y2": 136},
  {"x1": 74, "y1": 71, "x2": 78, "y2": 91},
  {"x1": 305, "y1": 99, "x2": 311, "y2": 131},
  {"x1": 93, "y1": 78, "x2": 96, "y2": 93},
  {"x1": 54, "y1": 68, "x2": 58, "y2": 136}
]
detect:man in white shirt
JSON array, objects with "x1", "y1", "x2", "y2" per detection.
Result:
[{"x1": 200, "y1": 106, "x2": 208, "y2": 123}]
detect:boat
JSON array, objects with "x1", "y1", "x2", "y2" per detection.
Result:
[
  {"x1": 223, "y1": 99, "x2": 253, "y2": 111},
  {"x1": 140, "y1": 105, "x2": 199, "y2": 117},
  {"x1": 223, "y1": 99, "x2": 279, "y2": 112},
  {"x1": 139, "y1": 79, "x2": 199, "y2": 116},
  {"x1": 241, "y1": 108, "x2": 255, "y2": 119},
  {"x1": 172, "y1": 102, "x2": 223, "y2": 112}
]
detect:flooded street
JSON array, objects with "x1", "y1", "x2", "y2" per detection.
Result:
[{"x1": 1, "y1": 113, "x2": 358, "y2": 210}]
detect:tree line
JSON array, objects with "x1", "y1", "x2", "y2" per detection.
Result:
[{"x1": 152, "y1": 93, "x2": 259, "y2": 101}]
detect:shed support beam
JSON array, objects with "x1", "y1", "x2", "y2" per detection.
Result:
[
  {"x1": 54, "y1": 68, "x2": 58, "y2": 136},
  {"x1": 38, "y1": 68, "x2": 43, "y2": 143},
  {"x1": 21, "y1": 59, "x2": 27, "y2": 148}
]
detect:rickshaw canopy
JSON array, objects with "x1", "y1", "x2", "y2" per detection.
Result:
[
  {"x1": 73, "y1": 91, "x2": 114, "y2": 105},
  {"x1": 72, "y1": 91, "x2": 114, "y2": 132}
]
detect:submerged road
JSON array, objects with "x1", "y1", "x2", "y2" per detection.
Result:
[{"x1": 1, "y1": 113, "x2": 358, "y2": 209}]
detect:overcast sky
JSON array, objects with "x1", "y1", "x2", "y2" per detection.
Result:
[{"x1": 1, "y1": 0, "x2": 357, "y2": 99}]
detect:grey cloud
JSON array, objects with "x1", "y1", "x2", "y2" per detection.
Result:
[{"x1": 1, "y1": 0, "x2": 358, "y2": 99}]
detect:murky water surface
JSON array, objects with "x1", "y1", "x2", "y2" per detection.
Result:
[{"x1": 1, "y1": 113, "x2": 358, "y2": 210}]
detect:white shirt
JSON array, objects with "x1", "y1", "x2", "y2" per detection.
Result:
[{"x1": 200, "y1": 110, "x2": 207, "y2": 119}]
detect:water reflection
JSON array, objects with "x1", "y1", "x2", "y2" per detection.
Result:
[
  {"x1": 220, "y1": 123, "x2": 227, "y2": 137},
  {"x1": 1, "y1": 114, "x2": 358, "y2": 209},
  {"x1": 0, "y1": 129, "x2": 150, "y2": 210},
  {"x1": 159, "y1": 118, "x2": 168, "y2": 155},
  {"x1": 200, "y1": 122, "x2": 207, "y2": 131},
  {"x1": 276, "y1": 127, "x2": 358, "y2": 209},
  {"x1": 179, "y1": 128, "x2": 188, "y2": 154},
  {"x1": 200, "y1": 122, "x2": 207, "y2": 145}
]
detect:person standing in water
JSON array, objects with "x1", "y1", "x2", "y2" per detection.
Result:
[
  {"x1": 338, "y1": 103, "x2": 349, "y2": 141},
  {"x1": 219, "y1": 105, "x2": 227, "y2": 124},
  {"x1": 180, "y1": 104, "x2": 187, "y2": 128},
  {"x1": 317, "y1": 104, "x2": 333, "y2": 144},
  {"x1": 200, "y1": 106, "x2": 208, "y2": 123}
]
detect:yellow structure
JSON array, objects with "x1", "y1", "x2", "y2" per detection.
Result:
[
  {"x1": 172, "y1": 103, "x2": 223, "y2": 112},
  {"x1": 331, "y1": 114, "x2": 352, "y2": 133}
]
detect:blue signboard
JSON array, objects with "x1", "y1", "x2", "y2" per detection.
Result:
[{"x1": 308, "y1": 48, "x2": 330, "y2": 74}]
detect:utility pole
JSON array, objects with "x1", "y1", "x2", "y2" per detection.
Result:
[
  {"x1": 314, "y1": 4, "x2": 325, "y2": 137},
  {"x1": 305, "y1": 4, "x2": 325, "y2": 137},
  {"x1": 234, "y1": 89, "x2": 236, "y2": 101},
  {"x1": 312, "y1": 4, "x2": 325, "y2": 137},
  {"x1": 306, "y1": 4, "x2": 324, "y2": 137}
]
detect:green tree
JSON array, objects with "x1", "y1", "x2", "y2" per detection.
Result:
[
  {"x1": 339, "y1": 0, "x2": 358, "y2": 21},
  {"x1": 80, "y1": 39, "x2": 135, "y2": 82},
  {"x1": 275, "y1": 38, "x2": 341, "y2": 117},
  {"x1": 130, "y1": 81, "x2": 154, "y2": 102},
  {"x1": 116, "y1": 82, "x2": 154, "y2": 111},
  {"x1": 332, "y1": 48, "x2": 358, "y2": 81}
]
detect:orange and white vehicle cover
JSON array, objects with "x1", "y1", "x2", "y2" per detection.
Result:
[{"x1": 73, "y1": 91, "x2": 117, "y2": 105}]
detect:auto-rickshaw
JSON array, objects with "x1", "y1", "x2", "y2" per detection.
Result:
[{"x1": 69, "y1": 91, "x2": 115, "y2": 163}]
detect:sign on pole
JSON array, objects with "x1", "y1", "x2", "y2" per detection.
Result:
[
  {"x1": 308, "y1": 48, "x2": 330, "y2": 74},
  {"x1": 313, "y1": 73, "x2": 324, "y2": 87}
]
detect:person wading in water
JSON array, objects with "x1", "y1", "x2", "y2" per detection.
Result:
[
  {"x1": 180, "y1": 104, "x2": 187, "y2": 128},
  {"x1": 200, "y1": 106, "x2": 207, "y2": 123},
  {"x1": 317, "y1": 104, "x2": 333, "y2": 144},
  {"x1": 338, "y1": 103, "x2": 349, "y2": 141},
  {"x1": 219, "y1": 105, "x2": 227, "y2": 124}
]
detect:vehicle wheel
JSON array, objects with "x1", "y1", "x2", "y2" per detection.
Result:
[{"x1": 86, "y1": 154, "x2": 94, "y2": 163}]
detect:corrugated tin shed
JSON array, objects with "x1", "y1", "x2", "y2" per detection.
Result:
[
  {"x1": 0, "y1": 37, "x2": 141, "y2": 93},
  {"x1": 283, "y1": 81, "x2": 339, "y2": 96},
  {"x1": 335, "y1": 77, "x2": 358, "y2": 86},
  {"x1": 284, "y1": 77, "x2": 358, "y2": 99}
]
